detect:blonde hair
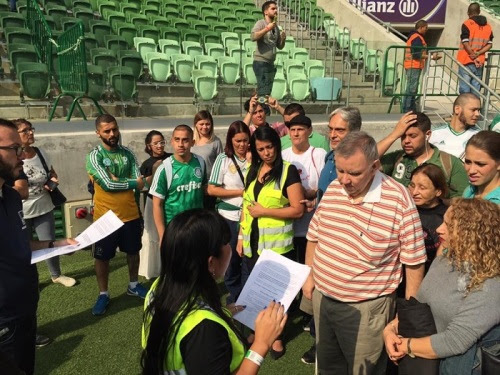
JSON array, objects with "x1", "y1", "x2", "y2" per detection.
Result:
[{"x1": 446, "y1": 198, "x2": 500, "y2": 294}]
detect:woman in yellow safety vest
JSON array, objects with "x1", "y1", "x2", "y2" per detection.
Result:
[
  {"x1": 236, "y1": 126, "x2": 304, "y2": 359},
  {"x1": 141, "y1": 209, "x2": 287, "y2": 375}
]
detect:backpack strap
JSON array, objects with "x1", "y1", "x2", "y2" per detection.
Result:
[
  {"x1": 162, "y1": 156, "x2": 174, "y2": 192},
  {"x1": 438, "y1": 151, "x2": 452, "y2": 181},
  {"x1": 33, "y1": 147, "x2": 50, "y2": 174}
]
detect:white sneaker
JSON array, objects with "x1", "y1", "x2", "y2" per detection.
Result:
[{"x1": 52, "y1": 275, "x2": 76, "y2": 287}]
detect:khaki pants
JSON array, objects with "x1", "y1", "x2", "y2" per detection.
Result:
[{"x1": 312, "y1": 289, "x2": 396, "y2": 375}]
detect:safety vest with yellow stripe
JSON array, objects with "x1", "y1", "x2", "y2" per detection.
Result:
[
  {"x1": 458, "y1": 19, "x2": 492, "y2": 65},
  {"x1": 241, "y1": 161, "x2": 294, "y2": 257},
  {"x1": 142, "y1": 280, "x2": 245, "y2": 375},
  {"x1": 404, "y1": 33, "x2": 427, "y2": 70}
]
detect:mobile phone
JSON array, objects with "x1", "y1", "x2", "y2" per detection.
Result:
[{"x1": 45, "y1": 179, "x2": 58, "y2": 191}]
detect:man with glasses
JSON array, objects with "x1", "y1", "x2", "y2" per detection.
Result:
[{"x1": 0, "y1": 119, "x2": 75, "y2": 375}]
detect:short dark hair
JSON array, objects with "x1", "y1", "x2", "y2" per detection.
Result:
[
  {"x1": 466, "y1": 130, "x2": 500, "y2": 162},
  {"x1": 408, "y1": 112, "x2": 431, "y2": 133},
  {"x1": 411, "y1": 163, "x2": 448, "y2": 198},
  {"x1": 0, "y1": 119, "x2": 17, "y2": 130},
  {"x1": 95, "y1": 114, "x2": 117, "y2": 129},
  {"x1": 11, "y1": 118, "x2": 32, "y2": 129},
  {"x1": 262, "y1": 1, "x2": 276, "y2": 14},
  {"x1": 244, "y1": 99, "x2": 270, "y2": 116},
  {"x1": 468, "y1": 2, "x2": 480, "y2": 16},
  {"x1": 453, "y1": 93, "x2": 480, "y2": 113},
  {"x1": 283, "y1": 103, "x2": 305, "y2": 116},
  {"x1": 225, "y1": 121, "x2": 250, "y2": 158},
  {"x1": 144, "y1": 130, "x2": 164, "y2": 155},
  {"x1": 415, "y1": 19, "x2": 428, "y2": 30},
  {"x1": 172, "y1": 124, "x2": 194, "y2": 139}
]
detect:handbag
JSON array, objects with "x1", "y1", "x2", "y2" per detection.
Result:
[{"x1": 33, "y1": 147, "x2": 67, "y2": 207}]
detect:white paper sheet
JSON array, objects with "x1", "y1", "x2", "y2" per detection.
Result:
[
  {"x1": 31, "y1": 210, "x2": 124, "y2": 264},
  {"x1": 233, "y1": 249, "x2": 311, "y2": 330}
]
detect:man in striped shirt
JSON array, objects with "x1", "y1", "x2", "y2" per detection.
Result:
[{"x1": 303, "y1": 132, "x2": 426, "y2": 375}]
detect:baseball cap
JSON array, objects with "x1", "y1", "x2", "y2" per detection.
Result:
[{"x1": 285, "y1": 114, "x2": 312, "y2": 128}]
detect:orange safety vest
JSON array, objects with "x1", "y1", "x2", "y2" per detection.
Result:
[
  {"x1": 404, "y1": 33, "x2": 427, "y2": 70},
  {"x1": 457, "y1": 19, "x2": 492, "y2": 65}
]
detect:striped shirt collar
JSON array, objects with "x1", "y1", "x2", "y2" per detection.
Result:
[{"x1": 339, "y1": 171, "x2": 383, "y2": 203}]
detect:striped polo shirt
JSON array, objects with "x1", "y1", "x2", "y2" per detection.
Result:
[{"x1": 306, "y1": 171, "x2": 427, "y2": 302}]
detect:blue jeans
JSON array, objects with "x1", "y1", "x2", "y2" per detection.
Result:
[
  {"x1": 402, "y1": 68, "x2": 421, "y2": 112},
  {"x1": 9, "y1": 0, "x2": 16, "y2": 11},
  {"x1": 458, "y1": 64, "x2": 483, "y2": 95},
  {"x1": 223, "y1": 218, "x2": 242, "y2": 304},
  {"x1": 253, "y1": 60, "x2": 276, "y2": 97}
]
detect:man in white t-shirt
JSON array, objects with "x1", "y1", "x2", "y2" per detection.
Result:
[{"x1": 429, "y1": 93, "x2": 481, "y2": 160}]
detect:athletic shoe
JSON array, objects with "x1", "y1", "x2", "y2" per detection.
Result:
[
  {"x1": 301, "y1": 315, "x2": 312, "y2": 332},
  {"x1": 35, "y1": 334, "x2": 51, "y2": 348},
  {"x1": 301, "y1": 344, "x2": 316, "y2": 365},
  {"x1": 127, "y1": 283, "x2": 148, "y2": 299},
  {"x1": 52, "y1": 275, "x2": 76, "y2": 287},
  {"x1": 92, "y1": 294, "x2": 110, "y2": 316}
]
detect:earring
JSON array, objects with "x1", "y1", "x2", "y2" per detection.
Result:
[{"x1": 210, "y1": 269, "x2": 216, "y2": 278}]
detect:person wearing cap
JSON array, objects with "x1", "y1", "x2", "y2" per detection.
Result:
[{"x1": 243, "y1": 95, "x2": 288, "y2": 137}]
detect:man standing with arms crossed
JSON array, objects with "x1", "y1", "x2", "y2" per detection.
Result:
[
  {"x1": 303, "y1": 132, "x2": 427, "y2": 375},
  {"x1": 86, "y1": 114, "x2": 147, "y2": 316},
  {"x1": 252, "y1": 1, "x2": 286, "y2": 104}
]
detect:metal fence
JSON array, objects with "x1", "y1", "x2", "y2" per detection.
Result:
[{"x1": 26, "y1": 0, "x2": 52, "y2": 70}]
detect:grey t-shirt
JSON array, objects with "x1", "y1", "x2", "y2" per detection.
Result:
[
  {"x1": 191, "y1": 136, "x2": 223, "y2": 178},
  {"x1": 252, "y1": 19, "x2": 281, "y2": 63},
  {"x1": 417, "y1": 256, "x2": 500, "y2": 358}
]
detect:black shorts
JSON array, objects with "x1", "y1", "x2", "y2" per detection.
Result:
[{"x1": 93, "y1": 218, "x2": 142, "y2": 261}]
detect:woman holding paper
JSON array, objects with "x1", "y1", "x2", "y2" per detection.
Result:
[
  {"x1": 141, "y1": 209, "x2": 286, "y2": 375},
  {"x1": 236, "y1": 126, "x2": 304, "y2": 359}
]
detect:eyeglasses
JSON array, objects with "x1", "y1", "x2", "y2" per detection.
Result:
[
  {"x1": 0, "y1": 145, "x2": 25, "y2": 156},
  {"x1": 151, "y1": 141, "x2": 166, "y2": 147},
  {"x1": 18, "y1": 127, "x2": 35, "y2": 135}
]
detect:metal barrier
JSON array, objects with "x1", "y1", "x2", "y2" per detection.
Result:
[
  {"x1": 48, "y1": 22, "x2": 104, "y2": 121},
  {"x1": 26, "y1": 0, "x2": 52, "y2": 71}
]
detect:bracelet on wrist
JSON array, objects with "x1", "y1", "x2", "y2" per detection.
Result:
[{"x1": 245, "y1": 350, "x2": 264, "y2": 366}]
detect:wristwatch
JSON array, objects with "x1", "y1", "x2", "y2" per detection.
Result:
[{"x1": 407, "y1": 338, "x2": 416, "y2": 358}]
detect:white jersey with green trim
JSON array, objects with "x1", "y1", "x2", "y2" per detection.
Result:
[{"x1": 429, "y1": 123, "x2": 480, "y2": 160}]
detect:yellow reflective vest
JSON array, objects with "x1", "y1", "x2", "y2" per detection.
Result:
[
  {"x1": 241, "y1": 161, "x2": 294, "y2": 257},
  {"x1": 142, "y1": 280, "x2": 245, "y2": 374}
]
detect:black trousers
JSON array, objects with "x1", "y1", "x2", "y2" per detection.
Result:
[{"x1": 0, "y1": 315, "x2": 36, "y2": 375}]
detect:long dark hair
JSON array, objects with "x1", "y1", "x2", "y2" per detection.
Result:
[
  {"x1": 141, "y1": 209, "x2": 246, "y2": 374},
  {"x1": 225, "y1": 121, "x2": 250, "y2": 158},
  {"x1": 466, "y1": 130, "x2": 500, "y2": 162},
  {"x1": 144, "y1": 130, "x2": 164, "y2": 156},
  {"x1": 245, "y1": 126, "x2": 283, "y2": 190}
]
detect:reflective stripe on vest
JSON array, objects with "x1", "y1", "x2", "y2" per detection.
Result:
[
  {"x1": 404, "y1": 33, "x2": 426, "y2": 70},
  {"x1": 142, "y1": 280, "x2": 246, "y2": 373},
  {"x1": 241, "y1": 161, "x2": 294, "y2": 256},
  {"x1": 458, "y1": 19, "x2": 492, "y2": 65}
]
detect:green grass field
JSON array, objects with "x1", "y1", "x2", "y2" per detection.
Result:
[{"x1": 35, "y1": 250, "x2": 316, "y2": 374}]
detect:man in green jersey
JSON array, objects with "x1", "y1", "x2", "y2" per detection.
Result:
[
  {"x1": 150, "y1": 125, "x2": 207, "y2": 242},
  {"x1": 377, "y1": 112, "x2": 468, "y2": 197},
  {"x1": 86, "y1": 114, "x2": 147, "y2": 316}
]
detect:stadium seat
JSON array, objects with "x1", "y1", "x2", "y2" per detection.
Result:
[
  {"x1": 4, "y1": 27, "x2": 31, "y2": 45},
  {"x1": 183, "y1": 10, "x2": 199, "y2": 22},
  {"x1": 305, "y1": 59, "x2": 325, "y2": 79},
  {"x1": 201, "y1": 31, "x2": 221, "y2": 45},
  {"x1": 243, "y1": 59, "x2": 257, "y2": 85},
  {"x1": 116, "y1": 22, "x2": 138, "y2": 48},
  {"x1": 84, "y1": 33, "x2": 98, "y2": 61},
  {"x1": 8, "y1": 43, "x2": 38, "y2": 75},
  {"x1": 310, "y1": 77, "x2": 342, "y2": 101},
  {"x1": 149, "y1": 15, "x2": 170, "y2": 29},
  {"x1": 109, "y1": 66, "x2": 137, "y2": 101},
  {"x1": 98, "y1": 1, "x2": 117, "y2": 18},
  {"x1": 364, "y1": 48, "x2": 381, "y2": 76},
  {"x1": 104, "y1": 35, "x2": 129, "y2": 54},
  {"x1": 45, "y1": 5, "x2": 67, "y2": 29},
  {"x1": 137, "y1": 25, "x2": 159, "y2": 43},
  {"x1": 134, "y1": 37, "x2": 157, "y2": 62},
  {"x1": 162, "y1": 9, "x2": 179, "y2": 19},
  {"x1": 231, "y1": 23, "x2": 247, "y2": 34},
  {"x1": 118, "y1": 50, "x2": 143, "y2": 80},
  {"x1": 89, "y1": 20, "x2": 112, "y2": 47},
  {"x1": 144, "y1": 0, "x2": 161, "y2": 11},
  {"x1": 74, "y1": 0, "x2": 92, "y2": 9},
  {"x1": 191, "y1": 21, "x2": 210, "y2": 32},
  {"x1": 18, "y1": 62, "x2": 50, "y2": 100},
  {"x1": 288, "y1": 72, "x2": 310, "y2": 101},
  {"x1": 283, "y1": 36, "x2": 296, "y2": 53},
  {"x1": 270, "y1": 74, "x2": 287, "y2": 100},
  {"x1": 43, "y1": 15, "x2": 57, "y2": 31},
  {"x1": 275, "y1": 50, "x2": 289, "y2": 64},
  {"x1": 290, "y1": 47, "x2": 309, "y2": 62},
  {"x1": 350, "y1": 38, "x2": 366, "y2": 62},
  {"x1": 284, "y1": 59, "x2": 305, "y2": 77},
  {"x1": 194, "y1": 55, "x2": 218, "y2": 78},
  {"x1": 91, "y1": 48, "x2": 117, "y2": 73},
  {"x1": 221, "y1": 32, "x2": 240, "y2": 50},
  {"x1": 129, "y1": 14, "x2": 149, "y2": 27},
  {"x1": 211, "y1": 22, "x2": 229, "y2": 33},
  {"x1": 159, "y1": 39, "x2": 181, "y2": 56},
  {"x1": 141, "y1": 5, "x2": 159, "y2": 17},
  {"x1": 74, "y1": 8, "x2": 94, "y2": 32},
  {"x1": 146, "y1": 52, "x2": 171, "y2": 82},
  {"x1": 240, "y1": 16, "x2": 255, "y2": 31},
  {"x1": 171, "y1": 18, "x2": 190, "y2": 30},
  {"x1": 205, "y1": 43, "x2": 225, "y2": 58},
  {"x1": 192, "y1": 69, "x2": 218, "y2": 101},
  {"x1": 160, "y1": 27, "x2": 180, "y2": 43},
  {"x1": 120, "y1": 2, "x2": 139, "y2": 15},
  {"x1": 217, "y1": 56, "x2": 239, "y2": 84},
  {"x1": 60, "y1": 17, "x2": 80, "y2": 32},
  {"x1": 171, "y1": 54, "x2": 194, "y2": 83},
  {"x1": 182, "y1": 41, "x2": 203, "y2": 58},
  {"x1": 107, "y1": 11, "x2": 127, "y2": 32},
  {"x1": 202, "y1": 12, "x2": 218, "y2": 24},
  {"x1": 384, "y1": 60, "x2": 396, "y2": 88},
  {"x1": 181, "y1": 29, "x2": 202, "y2": 43}
]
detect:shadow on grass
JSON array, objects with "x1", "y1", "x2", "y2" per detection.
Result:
[{"x1": 35, "y1": 334, "x2": 84, "y2": 374}]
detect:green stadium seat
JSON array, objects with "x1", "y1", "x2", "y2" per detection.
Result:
[
  {"x1": 118, "y1": 50, "x2": 143, "y2": 80},
  {"x1": 230, "y1": 23, "x2": 247, "y2": 34},
  {"x1": 305, "y1": 59, "x2": 325, "y2": 79},
  {"x1": 128, "y1": 14, "x2": 149, "y2": 27},
  {"x1": 8, "y1": 43, "x2": 38, "y2": 75},
  {"x1": 335, "y1": 28, "x2": 350, "y2": 50},
  {"x1": 202, "y1": 12, "x2": 218, "y2": 23},
  {"x1": 61, "y1": 17, "x2": 80, "y2": 32},
  {"x1": 182, "y1": 41, "x2": 203, "y2": 58},
  {"x1": 191, "y1": 21, "x2": 210, "y2": 32},
  {"x1": 149, "y1": 15, "x2": 170, "y2": 29},
  {"x1": 270, "y1": 73, "x2": 287, "y2": 100},
  {"x1": 74, "y1": 8, "x2": 94, "y2": 32},
  {"x1": 171, "y1": 53, "x2": 194, "y2": 82},
  {"x1": 384, "y1": 60, "x2": 396, "y2": 88},
  {"x1": 141, "y1": 5, "x2": 159, "y2": 17},
  {"x1": 283, "y1": 36, "x2": 296, "y2": 53},
  {"x1": 226, "y1": 0, "x2": 240, "y2": 7},
  {"x1": 218, "y1": 5, "x2": 232, "y2": 18},
  {"x1": 240, "y1": 16, "x2": 255, "y2": 30},
  {"x1": 217, "y1": 56, "x2": 239, "y2": 84},
  {"x1": 310, "y1": 77, "x2": 341, "y2": 101},
  {"x1": 183, "y1": 10, "x2": 198, "y2": 22},
  {"x1": 89, "y1": 20, "x2": 112, "y2": 47},
  {"x1": 147, "y1": 52, "x2": 172, "y2": 82},
  {"x1": 159, "y1": 39, "x2": 181, "y2": 56},
  {"x1": 120, "y1": 2, "x2": 139, "y2": 15},
  {"x1": 243, "y1": 58, "x2": 257, "y2": 85},
  {"x1": 91, "y1": 48, "x2": 117, "y2": 73},
  {"x1": 194, "y1": 55, "x2": 218, "y2": 78},
  {"x1": 144, "y1": 0, "x2": 161, "y2": 10},
  {"x1": 222, "y1": 15, "x2": 238, "y2": 24},
  {"x1": 134, "y1": 37, "x2": 157, "y2": 62},
  {"x1": 171, "y1": 18, "x2": 190, "y2": 30},
  {"x1": 105, "y1": 35, "x2": 129, "y2": 53},
  {"x1": 98, "y1": 1, "x2": 117, "y2": 18},
  {"x1": 84, "y1": 33, "x2": 98, "y2": 61},
  {"x1": 181, "y1": 29, "x2": 202, "y2": 43},
  {"x1": 275, "y1": 50, "x2": 289, "y2": 64},
  {"x1": 109, "y1": 66, "x2": 137, "y2": 101},
  {"x1": 4, "y1": 27, "x2": 31, "y2": 45},
  {"x1": 45, "y1": 5, "x2": 68, "y2": 29},
  {"x1": 211, "y1": 22, "x2": 229, "y2": 33},
  {"x1": 16, "y1": 3, "x2": 28, "y2": 16},
  {"x1": 74, "y1": 0, "x2": 92, "y2": 9},
  {"x1": 350, "y1": 38, "x2": 366, "y2": 62},
  {"x1": 137, "y1": 25, "x2": 160, "y2": 42},
  {"x1": 221, "y1": 32, "x2": 240, "y2": 50},
  {"x1": 364, "y1": 48, "x2": 380, "y2": 75},
  {"x1": 160, "y1": 27, "x2": 180, "y2": 43},
  {"x1": 227, "y1": 46, "x2": 245, "y2": 62},
  {"x1": 0, "y1": 11, "x2": 25, "y2": 29},
  {"x1": 87, "y1": 64, "x2": 105, "y2": 100},
  {"x1": 192, "y1": 69, "x2": 218, "y2": 101},
  {"x1": 234, "y1": 7, "x2": 247, "y2": 19},
  {"x1": 116, "y1": 22, "x2": 138, "y2": 47},
  {"x1": 107, "y1": 11, "x2": 127, "y2": 32},
  {"x1": 250, "y1": 10, "x2": 261, "y2": 19},
  {"x1": 18, "y1": 62, "x2": 50, "y2": 100},
  {"x1": 0, "y1": 0, "x2": 9, "y2": 11},
  {"x1": 241, "y1": 33, "x2": 253, "y2": 49},
  {"x1": 201, "y1": 31, "x2": 221, "y2": 45},
  {"x1": 284, "y1": 59, "x2": 305, "y2": 77},
  {"x1": 288, "y1": 72, "x2": 309, "y2": 101},
  {"x1": 205, "y1": 43, "x2": 225, "y2": 58},
  {"x1": 162, "y1": 9, "x2": 179, "y2": 18},
  {"x1": 290, "y1": 47, "x2": 309, "y2": 62}
]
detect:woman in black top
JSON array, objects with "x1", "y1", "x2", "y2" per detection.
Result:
[{"x1": 139, "y1": 130, "x2": 171, "y2": 279}]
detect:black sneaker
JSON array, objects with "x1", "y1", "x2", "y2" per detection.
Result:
[
  {"x1": 301, "y1": 344, "x2": 316, "y2": 365},
  {"x1": 35, "y1": 334, "x2": 51, "y2": 348},
  {"x1": 301, "y1": 315, "x2": 312, "y2": 332}
]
